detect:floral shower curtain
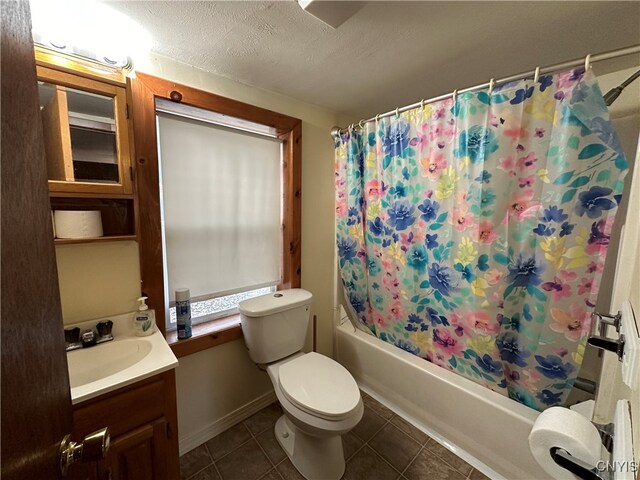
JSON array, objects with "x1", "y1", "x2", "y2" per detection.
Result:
[{"x1": 335, "y1": 67, "x2": 628, "y2": 411}]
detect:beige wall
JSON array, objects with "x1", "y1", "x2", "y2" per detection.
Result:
[
  {"x1": 174, "y1": 339, "x2": 274, "y2": 453},
  {"x1": 55, "y1": 52, "x2": 344, "y2": 448},
  {"x1": 56, "y1": 241, "x2": 141, "y2": 324}
]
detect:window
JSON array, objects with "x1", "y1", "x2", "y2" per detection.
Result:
[
  {"x1": 156, "y1": 108, "x2": 283, "y2": 330},
  {"x1": 130, "y1": 73, "x2": 301, "y2": 342},
  {"x1": 167, "y1": 287, "x2": 274, "y2": 327}
]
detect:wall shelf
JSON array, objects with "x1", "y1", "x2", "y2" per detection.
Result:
[
  {"x1": 51, "y1": 196, "x2": 135, "y2": 244},
  {"x1": 49, "y1": 191, "x2": 134, "y2": 200},
  {"x1": 54, "y1": 235, "x2": 137, "y2": 245}
]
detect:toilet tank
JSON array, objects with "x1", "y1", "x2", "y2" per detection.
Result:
[{"x1": 239, "y1": 289, "x2": 312, "y2": 364}]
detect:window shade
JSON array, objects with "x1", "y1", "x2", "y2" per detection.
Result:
[{"x1": 156, "y1": 112, "x2": 282, "y2": 302}]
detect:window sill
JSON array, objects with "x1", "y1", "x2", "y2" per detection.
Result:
[{"x1": 166, "y1": 313, "x2": 243, "y2": 358}]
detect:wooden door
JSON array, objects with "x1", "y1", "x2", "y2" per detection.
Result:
[{"x1": 0, "y1": 2, "x2": 74, "y2": 479}]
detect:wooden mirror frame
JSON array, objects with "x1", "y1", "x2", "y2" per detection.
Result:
[{"x1": 128, "y1": 73, "x2": 302, "y2": 343}]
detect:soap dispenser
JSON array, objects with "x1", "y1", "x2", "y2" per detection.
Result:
[{"x1": 133, "y1": 297, "x2": 156, "y2": 336}]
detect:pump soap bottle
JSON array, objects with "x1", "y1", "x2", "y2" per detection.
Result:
[{"x1": 134, "y1": 296, "x2": 156, "y2": 336}]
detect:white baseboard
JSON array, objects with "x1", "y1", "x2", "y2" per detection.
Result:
[{"x1": 179, "y1": 390, "x2": 278, "y2": 455}]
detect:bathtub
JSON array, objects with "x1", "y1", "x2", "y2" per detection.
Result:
[{"x1": 335, "y1": 320, "x2": 549, "y2": 479}]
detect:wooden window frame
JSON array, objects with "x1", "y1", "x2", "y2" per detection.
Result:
[{"x1": 128, "y1": 73, "x2": 302, "y2": 356}]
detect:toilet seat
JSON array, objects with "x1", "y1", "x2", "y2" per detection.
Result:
[{"x1": 278, "y1": 352, "x2": 361, "y2": 421}]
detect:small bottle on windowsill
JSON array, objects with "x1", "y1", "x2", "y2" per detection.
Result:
[{"x1": 176, "y1": 288, "x2": 192, "y2": 339}]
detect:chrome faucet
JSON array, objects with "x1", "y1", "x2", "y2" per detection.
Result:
[{"x1": 81, "y1": 329, "x2": 96, "y2": 348}]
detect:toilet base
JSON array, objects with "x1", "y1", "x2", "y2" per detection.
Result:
[{"x1": 274, "y1": 415, "x2": 345, "y2": 480}]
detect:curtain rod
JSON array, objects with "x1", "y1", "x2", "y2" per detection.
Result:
[{"x1": 331, "y1": 44, "x2": 640, "y2": 138}]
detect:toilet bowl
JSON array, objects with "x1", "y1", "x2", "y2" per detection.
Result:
[
  {"x1": 238, "y1": 289, "x2": 363, "y2": 480},
  {"x1": 267, "y1": 352, "x2": 363, "y2": 480}
]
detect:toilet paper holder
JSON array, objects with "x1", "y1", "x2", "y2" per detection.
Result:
[
  {"x1": 549, "y1": 400, "x2": 634, "y2": 480},
  {"x1": 550, "y1": 447, "x2": 611, "y2": 480},
  {"x1": 550, "y1": 421, "x2": 614, "y2": 480}
]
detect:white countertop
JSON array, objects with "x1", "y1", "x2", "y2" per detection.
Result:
[{"x1": 65, "y1": 312, "x2": 178, "y2": 405}]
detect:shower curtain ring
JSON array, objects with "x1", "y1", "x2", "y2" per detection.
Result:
[
  {"x1": 420, "y1": 99, "x2": 425, "y2": 109},
  {"x1": 375, "y1": 113, "x2": 380, "y2": 123},
  {"x1": 358, "y1": 120, "x2": 364, "y2": 129},
  {"x1": 585, "y1": 54, "x2": 592, "y2": 70},
  {"x1": 395, "y1": 107, "x2": 400, "y2": 118},
  {"x1": 533, "y1": 67, "x2": 540, "y2": 83},
  {"x1": 488, "y1": 79, "x2": 495, "y2": 94},
  {"x1": 452, "y1": 89, "x2": 458, "y2": 103}
]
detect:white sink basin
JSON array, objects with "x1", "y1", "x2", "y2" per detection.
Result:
[
  {"x1": 68, "y1": 338, "x2": 153, "y2": 388},
  {"x1": 66, "y1": 313, "x2": 178, "y2": 405}
]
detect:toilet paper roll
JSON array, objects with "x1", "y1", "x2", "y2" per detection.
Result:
[
  {"x1": 54, "y1": 210, "x2": 103, "y2": 239},
  {"x1": 528, "y1": 406, "x2": 603, "y2": 479}
]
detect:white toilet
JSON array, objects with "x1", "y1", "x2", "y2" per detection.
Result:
[{"x1": 239, "y1": 289, "x2": 363, "y2": 480}]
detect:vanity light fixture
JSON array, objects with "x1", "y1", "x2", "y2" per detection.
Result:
[{"x1": 30, "y1": 0, "x2": 151, "y2": 70}]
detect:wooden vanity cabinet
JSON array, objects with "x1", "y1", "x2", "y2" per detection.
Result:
[{"x1": 69, "y1": 370, "x2": 179, "y2": 480}]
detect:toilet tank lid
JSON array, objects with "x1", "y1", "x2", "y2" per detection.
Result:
[{"x1": 238, "y1": 288, "x2": 312, "y2": 317}]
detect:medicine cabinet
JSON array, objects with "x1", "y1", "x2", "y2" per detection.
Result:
[
  {"x1": 35, "y1": 48, "x2": 136, "y2": 244},
  {"x1": 37, "y1": 65, "x2": 133, "y2": 195}
]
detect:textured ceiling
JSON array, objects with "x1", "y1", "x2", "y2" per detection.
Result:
[{"x1": 110, "y1": 1, "x2": 640, "y2": 119}]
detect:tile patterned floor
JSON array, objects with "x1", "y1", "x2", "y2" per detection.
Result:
[{"x1": 180, "y1": 391, "x2": 492, "y2": 480}]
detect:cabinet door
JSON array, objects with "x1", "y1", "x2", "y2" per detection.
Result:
[
  {"x1": 103, "y1": 418, "x2": 168, "y2": 480},
  {"x1": 36, "y1": 66, "x2": 133, "y2": 195}
]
